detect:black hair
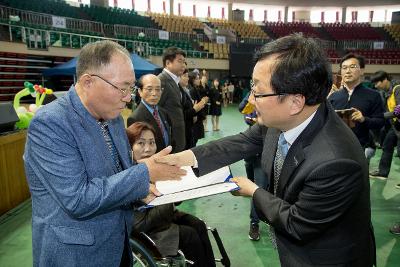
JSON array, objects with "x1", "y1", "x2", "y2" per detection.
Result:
[
  {"x1": 162, "y1": 47, "x2": 186, "y2": 67},
  {"x1": 188, "y1": 71, "x2": 199, "y2": 88},
  {"x1": 254, "y1": 33, "x2": 332, "y2": 106},
  {"x1": 370, "y1": 70, "x2": 391, "y2": 83},
  {"x1": 339, "y1": 53, "x2": 365, "y2": 69}
]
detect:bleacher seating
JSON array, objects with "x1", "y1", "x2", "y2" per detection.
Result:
[
  {"x1": 321, "y1": 22, "x2": 383, "y2": 40},
  {"x1": 1, "y1": 0, "x2": 84, "y2": 21},
  {"x1": 384, "y1": 24, "x2": 400, "y2": 44},
  {"x1": 0, "y1": 52, "x2": 72, "y2": 101},
  {"x1": 82, "y1": 5, "x2": 157, "y2": 29},
  {"x1": 199, "y1": 42, "x2": 229, "y2": 59},
  {"x1": 208, "y1": 18, "x2": 268, "y2": 39},
  {"x1": 345, "y1": 49, "x2": 400, "y2": 64},
  {"x1": 151, "y1": 13, "x2": 204, "y2": 34},
  {"x1": 265, "y1": 21, "x2": 321, "y2": 38}
]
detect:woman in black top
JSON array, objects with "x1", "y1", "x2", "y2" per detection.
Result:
[{"x1": 209, "y1": 78, "x2": 223, "y2": 131}]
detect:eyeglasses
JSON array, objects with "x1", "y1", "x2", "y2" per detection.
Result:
[
  {"x1": 90, "y1": 74, "x2": 134, "y2": 97},
  {"x1": 250, "y1": 89, "x2": 286, "y2": 100},
  {"x1": 340, "y1": 64, "x2": 359, "y2": 71},
  {"x1": 142, "y1": 87, "x2": 164, "y2": 94}
]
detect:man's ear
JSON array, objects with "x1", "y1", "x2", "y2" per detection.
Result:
[
  {"x1": 79, "y1": 74, "x2": 93, "y2": 90},
  {"x1": 289, "y1": 94, "x2": 305, "y2": 115}
]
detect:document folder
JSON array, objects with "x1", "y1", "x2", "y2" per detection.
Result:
[{"x1": 145, "y1": 166, "x2": 238, "y2": 207}]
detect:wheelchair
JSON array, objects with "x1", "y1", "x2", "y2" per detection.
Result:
[{"x1": 130, "y1": 226, "x2": 230, "y2": 267}]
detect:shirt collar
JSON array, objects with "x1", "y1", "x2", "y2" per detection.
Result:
[
  {"x1": 282, "y1": 110, "x2": 317, "y2": 149},
  {"x1": 141, "y1": 99, "x2": 157, "y2": 113},
  {"x1": 164, "y1": 68, "x2": 180, "y2": 85}
]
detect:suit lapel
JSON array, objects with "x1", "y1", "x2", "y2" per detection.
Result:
[
  {"x1": 108, "y1": 117, "x2": 132, "y2": 170},
  {"x1": 162, "y1": 70, "x2": 181, "y2": 102},
  {"x1": 277, "y1": 102, "x2": 328, "y2": 196},
  {"x1": 262, "y1": 128, "x2": 280, "y2": 192},
  {"x1": 140, "y1": 103, "x2": 166, "y2": 148}
]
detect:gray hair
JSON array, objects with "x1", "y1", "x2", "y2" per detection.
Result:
[{"x1": 76, "y1": 40, "x2": 131, "y2": 79}]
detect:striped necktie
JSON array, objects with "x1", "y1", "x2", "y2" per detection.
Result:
[
  {"x1": 269, "y1": 132, "x2": 288, "y2": 248},
  {"x1": 98, "y1": 121, "x2": 122, "y2": 173},
  {"x1": 153, "y1": 109, "x2": 164, "y2": 138}
]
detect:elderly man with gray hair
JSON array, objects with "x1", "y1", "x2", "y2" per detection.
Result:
[{"x1": 24, "y1": 40, "x2": 184, "y2": 267}]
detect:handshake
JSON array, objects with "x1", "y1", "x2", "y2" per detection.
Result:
[{"x1": 138, "y1": 146, "x2": 195, "y2": 183}]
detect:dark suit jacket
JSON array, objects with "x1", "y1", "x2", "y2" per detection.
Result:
[
  {"x1": 192, "y1": 102, "x2": 375, "y2": 267},
  {"x1": 158, "y1": 70, "x2": 186, "y2": 152},
  {"x1": 127, "y1": 103, "x2": 172, "y2": 152}
]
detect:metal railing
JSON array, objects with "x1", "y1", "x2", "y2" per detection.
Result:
[
  {"x1": 5, "y1": 23, "x2": 149, "y2": 55},
  {"x1": 337, "y1": 40, "x2": 399, "y2": 50},
  {"x1": 0, "y1": 5, "x2": 103, "y2": 34}
]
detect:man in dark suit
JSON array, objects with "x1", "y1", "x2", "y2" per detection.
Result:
[
  {"x1": 158, "y1": 34, "x2": 376, "y2": 267},
  {"x1": 158, "y1": 47, "x2": 187, "y2": 152},
  {"x1": 127, "y1": 74, "x2": 172, "y2": 152}
]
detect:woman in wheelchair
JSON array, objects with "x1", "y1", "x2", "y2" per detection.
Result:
[{"x1": 126, "y1": 122, "x2": 216, "y2": 267}]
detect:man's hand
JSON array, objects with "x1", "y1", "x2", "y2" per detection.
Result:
[
  {"x1": 155, "y1": 149, "x2": 195, "y2": 167},
  {"x1": 230, "y1": 176, "x2": 259, "y2": 197},
  {"x1": 141, "y1": 183, "x2": 161, "y2": 204},
  {"x1": 138, "y1": 146, "x2": 186, "y2": 183},
  {"x1": 351, "y1": 108, "x2": 365, "y2": 123}
]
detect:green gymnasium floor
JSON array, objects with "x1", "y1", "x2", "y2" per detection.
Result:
[{"x1": 1, "y1": 105, "x2": 399, "y2": 266}]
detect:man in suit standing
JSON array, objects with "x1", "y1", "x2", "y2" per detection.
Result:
[
  {"x1": 127, "y1": 74, "x2": 172, "y2": 152},
  {"x1": 158, "y1": 47, "x2": 187, "y2": 152},
  {"x1": 158, "y1": 34, "x2": 376, "y2": 266},
  {"x1": 23, "y1": 40, "x2": 185, "y2": 267}
]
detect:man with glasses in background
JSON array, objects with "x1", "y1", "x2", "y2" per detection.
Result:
[
  {"x1": 158, "y1": 34, "x2": 376, "y2": 266},
  {"x1": 127, "y1": 74, "x2": 172, "y2": 152},
  {"x1": 329, "y1": 54, "x2": 384, "y2": 159},
  {"x1": 24, "y1": 40, "x2": 185, "y2": 267}
]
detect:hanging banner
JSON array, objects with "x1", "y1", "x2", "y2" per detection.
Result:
[
  {"x1": 370, "y1": 11, "x2": 374, "y2": 23},
  {"x1": 264, "y1": 10, "x2": 267, "y2": 22},
  {"x1": 222, "y1": 7, "x2": 225, "y2": 19},
  {"x1": 321, "y1": 12, "x2": 325, "y2": 23},
  {"x1": 114, "y1": 0, "x2": 118, "y2": 7},
  {"x1": 52, "y1": 16, "x2": 66, "y2": 29},
  {"x1": 193, "y1": 4, "x2": 196, "y2": 17},
  {"x1": 292, "y1": 11, "x2": 295, "y2": 21},
  {"x1": 207, "y1": 6, "x2": 211, "y2": 17},
  {"x1": 159, "y1": 30, "x2": 169, "y2": 40},
  {"x1": 249, "y1": 9, "x2": 253, "y2": 21},
  {"x1": 147, "y1": 0, "x2": 151, "y2": 12},
  {"x1": 216, "y1": 35, "x2": 226, "y2": 44},
  {"x1": 336, "y1": 11, "x2": 339, "y2": 22},
  {"x1": 163, "y1": 1, "x2": 166, "y2": 13},
  {"x1": 278, "y1": 10, "x2": 282, "y2": 22}
]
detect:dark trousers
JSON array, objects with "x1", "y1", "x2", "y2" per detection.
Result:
[
  {"x1": 174, "y1": 212, "x2": 216, "y2": 267},
  {"x1": 245, "y1": 155, "x2": 269, "y2": 224},
  {"x1": 378, "y1": 128, "x2": 399, "y2": 176}
]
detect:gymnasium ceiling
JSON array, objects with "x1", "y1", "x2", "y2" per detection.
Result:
[{"x1": 225, "y1": 0, "x2": 400, "y2": 7}]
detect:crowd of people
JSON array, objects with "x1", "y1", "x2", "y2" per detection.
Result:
[{"x1": 22, "y1": 35, "x2": 400, "y2": 267}]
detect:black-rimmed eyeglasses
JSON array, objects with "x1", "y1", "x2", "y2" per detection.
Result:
[
  {"x1": 90, "y1": 74, "x2": 134, "y2": 97},
  {"x1": 250, "y1": 89, "x2": 286, "y2": 100}
]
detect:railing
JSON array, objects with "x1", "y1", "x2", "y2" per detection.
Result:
[
  {"x1": 5, "y1": 23, "x2": 149, "y2": 55},
  {"x1": 337, "y1": 40, "x2": 399, "y2": 50},
  {"x1": 112, "y1": 24, "x2": 207, "y2": 42},
  {"x1": 237, "y1": 37, "x2": 269, "y2": 45},
  {"x1": 0, "y1": 5, "x2": 103, "y2": 33},
  {"x1": 148, "y1": 47, "x2": 213, "y2": 59}
]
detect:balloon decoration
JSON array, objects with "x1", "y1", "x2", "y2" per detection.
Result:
[{"x1": 13, "y1": 82, "x2": 53, "y2": 129}]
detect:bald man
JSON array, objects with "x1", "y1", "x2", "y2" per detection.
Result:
[{"x1": 128, "y1": 74, "x2": 173, "y2": 152}]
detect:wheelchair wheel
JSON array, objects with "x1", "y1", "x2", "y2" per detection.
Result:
[{"x1": 129, "y1": 238, "x2": 158, "y2": 267}]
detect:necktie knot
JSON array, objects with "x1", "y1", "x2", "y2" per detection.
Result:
[{"x1": 278, "y1": 133, "x2": 288, "y2": 158}]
